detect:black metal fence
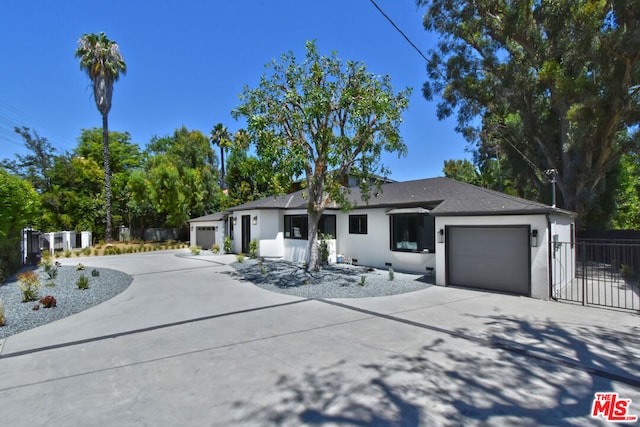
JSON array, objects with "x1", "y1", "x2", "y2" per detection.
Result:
[{"x1": 552, "y1": 239, "x2": 640, "y2": 312}]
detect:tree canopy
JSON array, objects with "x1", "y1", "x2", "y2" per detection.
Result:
[
  {"x1": 419, "y1": 0, "x2": 640, "y2": 226},
  {"x1": 233, "y1": 40, "x2": 410, "y2": 270}
]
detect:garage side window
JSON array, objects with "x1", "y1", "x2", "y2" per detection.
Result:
[
  {"x1": 390, "y1": 214, "x2": 435, "y2": 253},
  {"x1": 349, "y1": 215, "x2": 368, "y2": 234},
  {"x1": 284, "y1": 215, "x2": 308, "y2": 239}
]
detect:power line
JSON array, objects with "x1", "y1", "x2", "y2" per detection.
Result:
[{"x1": 368, "y1": 0, "x2": 429, "y2": 63}]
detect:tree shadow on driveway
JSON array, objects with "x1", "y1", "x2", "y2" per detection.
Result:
[{"x1": 229, "y1": 314, "x2": 640, "y2": 426}]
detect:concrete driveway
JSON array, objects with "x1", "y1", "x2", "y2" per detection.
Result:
[{"x1": 1, "y1": 251, "x2": 638, "y2": 426}]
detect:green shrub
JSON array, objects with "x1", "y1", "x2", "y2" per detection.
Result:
[
  {"x1": 237, "y1": 253, "x2": 245, "y2": 263},
  {"x1": 190, "y1": 245, "x2": 202, "y2": 255},
  {"x1": 91, "y1": 269, "x2": 100, "y2": 277},
  {"x1": 388, "y1": 268, "x2": 394, "y2": 281},
  {"x1": 224, "y1": 237, "x2": 232, "y2": 253},
  {"x1": 64, "y1": 249, "x2": 72, "y2": 258},
  {"x1": 76, "y1": 275, "x2": 89, "y2": 290},
  {"x1": 358, "y1": 276, "x2": 366, "y2": 286},
  {"x1": 249, "y1": 239, "x2": 258, "y2": 259},
  {"x1": 211, "y1": 243, "x2": 220, "y2": 254},
  {"x1": 17, "y1": 270, "x2": 42, "y2": 302},
  {"x1": 76, "y1": 263, "x2": 85, "y2": 271},
  {"x1": 41, "y1": 257, "x2": 59, "y2": 279}
]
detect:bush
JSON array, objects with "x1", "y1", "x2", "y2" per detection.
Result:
[
  {"x1": 237, "y1": 253, "x2": 245, "y2": 263},
  {"x1": 224, "y1": 237, "x2": 232, "y2": 254},
  {"x1": 190, "y1": 245, "x2": 201, "y2": 255},
  {"x1": 76, "y1": 263, "x2": 85, "y2": 271},
  {"x1": 64, "y1": 249, "x2": 72, "y2": 258},
  {"x1": 211, "y1": 243, "x2": 221, "y2": 254},
  {"x1": 91, "y1": 269, "x2": 100, "y2": 277},
  {"x1": 249, "y1": 239, "x2": 258, "y2": 259},
  {"x1": 76, "y1": 275, "x2": 89, "y2": 290},
  {"x1": 39, "y1": 295, "x2": 57, "y2": 308},
  {"x1": 17, "y1": 270, "x2": 42, "y2": 302}
]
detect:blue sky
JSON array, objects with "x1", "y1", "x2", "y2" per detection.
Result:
[{"x1": 0, "y1": 0, "x2": 470, "y2": 181}]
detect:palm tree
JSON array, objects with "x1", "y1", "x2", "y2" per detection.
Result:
[
  {"x1": 210, "y1": 123, "x2": 232, "y2": 190},
  {"x1": 75, "y1": 32, "x2": 126, "y2": 242}
]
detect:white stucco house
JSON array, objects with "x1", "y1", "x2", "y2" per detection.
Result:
[{"x1": 189, "y1": 177, "x2": 576, "y2": 299}]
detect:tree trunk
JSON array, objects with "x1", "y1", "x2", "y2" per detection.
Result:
[
  {"x1": 103, "y1": 113, "x2": 112, "y2": 242},
  {"x1": 220, "y1": 147, "x2": 225, "y2": 190},
  {"x1": 307, "y1": 209, "x2": 322, "y2": 272}
]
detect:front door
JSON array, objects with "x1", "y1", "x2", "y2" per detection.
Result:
[{"x1": 241, "y1": 215, "x2": 251, "y2": 254}]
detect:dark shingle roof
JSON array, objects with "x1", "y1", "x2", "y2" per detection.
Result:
[
  {"x1": 189, "y1": 212, "x2": 225, "y2": 222},
  {"x1": 226, "y1": 177, "x2": 575, "y2": 217}
]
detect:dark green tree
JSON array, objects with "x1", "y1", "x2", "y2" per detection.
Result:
[
  {"x1": 418, "y1": 0, "x2": 640, "y2": 226},
  {"x1": 130, "y1": 127, "x2": 224, "y2": 227},
  {"x1": 233, "y1": 41, "x2": 410, "y2": 271},
  {"x1": 0, "y1": 168, "x2": 41, "y2": 278},
  {"x1": 1, "y1": 127, "x2": 57, "y2": 193},
  {"x1": 75, "y1": 32, "x2": 127, "y2": 241}
]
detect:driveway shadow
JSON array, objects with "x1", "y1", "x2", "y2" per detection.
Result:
[{"x1": 229, "y1": 314, "x2": 640, "y2": 426}]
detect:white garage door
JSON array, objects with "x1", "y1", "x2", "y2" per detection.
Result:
[
  {"x1": 446, "y1": 226, "x2": 530, "y2": 296},
  {"x1": 196, "y1": 226, "x2": 216, "y2": 249}
]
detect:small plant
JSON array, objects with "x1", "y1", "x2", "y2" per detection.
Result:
[
  {"x1": 76, "y1": 274, "x2": 89, "y2": 290},
  {"x1": 91, "y1": 269, "x2": 100, "y2": 277},
  {"x1": 388, "y1": 268, "x2": 394, "y2": 281},
  {"x1": 39, "y1": 295, "x2": 57, "y2": 308},
  {"x1": 17, "y1": 270, "x2": 42, "y2": 302},
  {"x1": 76, "y1": 263, "x2": 85, "y2": 271},
  {"x1": 224, "y1": 236, "x2": 232, "y2": 253},
  {"x1": 318, "y1": 233, "x2": 331, "y2": 265},
  {"x1": 211, "y1": 243, "x2": 221, "y2": 254},
  {"x1": 249, "y1": 239, "x2": 259, "y2": 259},
  {"x1": 358, "y1": 276, "x2": 366, "y2": 286},
  {"x1": 190, "y1": 245, "x2": 202, "y2": 255},
  {"x1": 261, "y1": 265, "x2": 267, "y2": 275},
  {"x1": 236, "y1": 253, "x2": 245, "y2": 263},
  {"x1": 0, "y1": 298, "x2": 5, "y2": 326},
  {"x1": 41, "y1": 257, "x2": 59, "y2": 279},
  {"x1": 64, "y1": 249, "x2": 72, "y2": 258},
  {"x1": 45, "y1": 281, "x2": 56, "y2": 288}
]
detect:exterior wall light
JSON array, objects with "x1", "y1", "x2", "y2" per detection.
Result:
[
  {"x1": 437, "y1": 229, "x2": 444, "y2": 243},
  {"x1": 233, "y1": 217, "x2": 237, "y2": 225},
  {"x1": 531, "y1": 229, "x2": 538, "y2": 247},
  {"x1": 252, "y1": 216, "x2": 258, "y2": 225}
]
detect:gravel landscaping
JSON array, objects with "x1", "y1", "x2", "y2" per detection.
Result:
[
  {"x1": 230, "y1": 258, "x2": 434, "y2": 299},
  {"x1": 0, "y1": 265, "x2": 133, "y2": 339},
  {"x1": 0, "y1": 256, "x2": 433, "y2": 340}
]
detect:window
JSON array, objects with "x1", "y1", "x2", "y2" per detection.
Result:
[
  {"x1": 284, "y1": 214, "x2": 336, "y2": 239},
  {"x1": 349, "y1": 215, "x2": 368, "y2": 234},
  {"x1": 390, "y1": 214, "x2": 435, "y2": 253},
  {"x1": 319, "y1": 215, "x2": 336, "y2": 238},
  {"x1": 284, "y1": 215, "x2": 308, "y2": 239}
]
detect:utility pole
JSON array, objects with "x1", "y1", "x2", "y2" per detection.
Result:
[{"x1": 545, "y1": 169, "x2": 558, "y2": 208}]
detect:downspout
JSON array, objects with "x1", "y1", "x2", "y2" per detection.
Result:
[{"x1": 546, "y1": 213, "x2": 555, "y2": 300}]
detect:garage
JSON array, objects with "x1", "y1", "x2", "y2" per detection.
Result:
[
  {"x1": 446, "y1": 225, "x2": 530, "y2": 296},
  {"x1": 195, "y1": 226, "x2": 217, "y2": 249}
]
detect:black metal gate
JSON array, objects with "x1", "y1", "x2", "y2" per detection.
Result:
[{"x1": 552, "y1": 239, "x2": 640, "y2": 312}]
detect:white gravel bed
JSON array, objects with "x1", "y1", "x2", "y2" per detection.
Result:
[
  {"x1": 0, "y1": 265, "x2": 133, "y2": 339},
  {"x1": 230, "y1": 259, "x2": 433, "y2": 299}
]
